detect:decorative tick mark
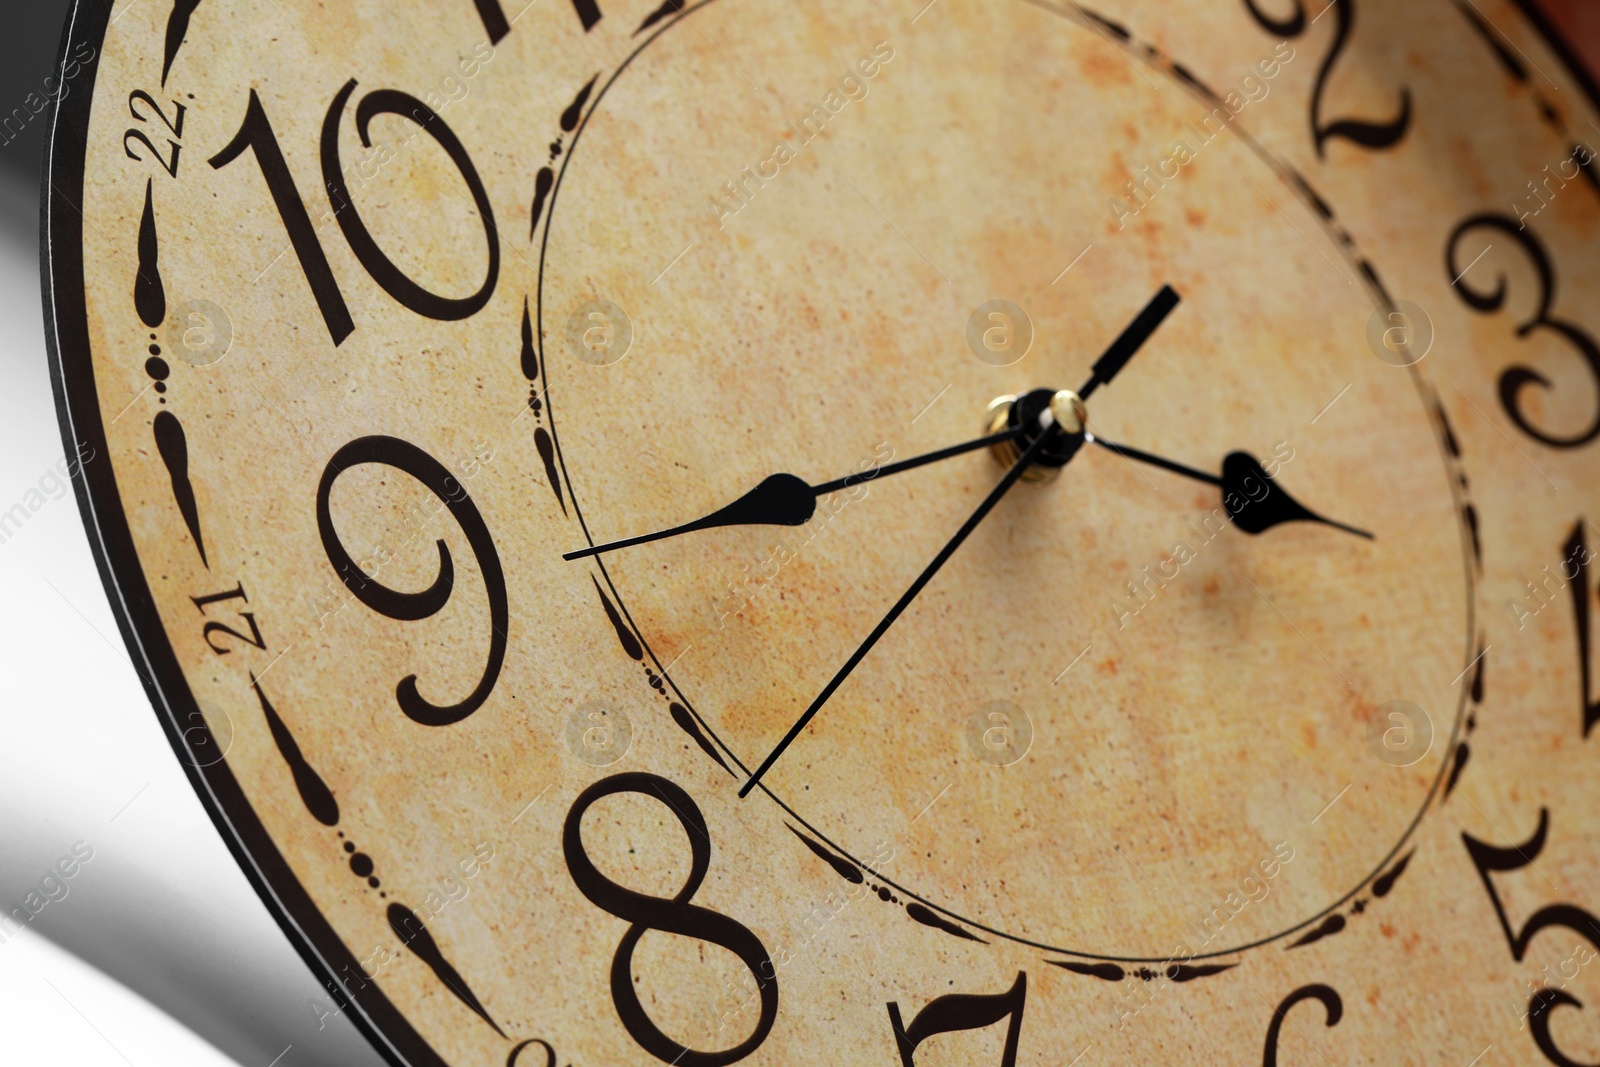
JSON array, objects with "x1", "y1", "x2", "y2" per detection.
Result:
[
  {"x1": 1049, "y1": 960, "x2": 1125, "y2": 982},
  {"x1": 153, "y1": 411, "x2": 206, "y2": 567},
  {"x1": 785, "y1": 824, "x2": 863, "y2": 884},
  {"x1": 560, "y1": 75, "x2": 598, "y2": 133},
  {"x1": 135, "y1": 180, "x2": 167, "y2": 328},
  {"x1": 1372, "y1": 850, "x2": 1415, "y2": 898},
  {"x1": 250, "y1": 674, "x2": 338, "y2": 825},
  {"x1": 534, "y1": 427, "x2": 565, "y2": 513},
  {"x1": 529, "y1": 168, "x2": 555, "y2": 238},
  {"x1": 161, "y1": 0, "x2": 202, "y2": 86},
  {"x1": 669, "y1": 702, "x2": 733, "y2": 777},
  {"x1": 1288, "y1": 913, "x2": 1346, "y2": 950},
  {"x1": 1445, "y1": 741, "x2": 1471, "y2": 798},
  {"x1": 592, "y1": 576, "x2": 642, "y2": 660},
  {"x1": 634, "y1": 0, "x2": 684, "y2": 34},
  {"x1": 905, "y1": 902, "x2": 986, "y2": 943},
  {"x1": 1168, "y1": 963, "x2": 1238, "y2": 982},
  {"x1": 388, "y1": 903, "x2": 505, "y2": 1037}
]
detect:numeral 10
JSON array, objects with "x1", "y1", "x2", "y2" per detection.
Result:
[{"x1": 210, "y1": 81, "x2": 500, "y2": 346}]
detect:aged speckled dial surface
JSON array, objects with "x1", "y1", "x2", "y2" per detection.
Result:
[{"x1": 42, "y1": 0, "x2": 1600, "y2": 1062}]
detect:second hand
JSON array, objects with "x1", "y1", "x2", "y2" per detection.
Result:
[{"x1": 738, "y1": 414, "x2": 1070, "y2": 799}]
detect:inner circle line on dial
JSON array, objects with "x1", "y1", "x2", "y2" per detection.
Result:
[{"x1": 535, "y1": 0, "x2": 1478, "y2": 962}]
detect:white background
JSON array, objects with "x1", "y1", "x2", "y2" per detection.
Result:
[{"x1": 0, "y1": 151, "x2": 385, "y2": 1065}]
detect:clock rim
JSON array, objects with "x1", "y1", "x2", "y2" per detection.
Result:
[{"x1": 38, "y1": 2, "x2": 448, "y2": 1065}]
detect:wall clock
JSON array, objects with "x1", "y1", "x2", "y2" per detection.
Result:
[{"x1": 40, "y1": 0, "x2": 1600, "y2": 1061}]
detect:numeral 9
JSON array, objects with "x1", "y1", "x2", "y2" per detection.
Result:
[{"x1": 316, "y1": 436, "x2": 507, "y2": 725}]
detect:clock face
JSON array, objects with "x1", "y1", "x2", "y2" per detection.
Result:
[{"x1": 42, "y1": 0, "x2": 1600, "y2": 1063}]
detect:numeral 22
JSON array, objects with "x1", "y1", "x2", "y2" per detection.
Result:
[{"x1": 124, "y1": 89, "x2": 187, "y2": 178}]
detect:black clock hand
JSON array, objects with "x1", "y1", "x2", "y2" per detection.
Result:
[
  {"x1": 1078, "y1": 284, "x2": 1181, "y2": 402},
  {"x1": 567, "y1": 286, "x2": 1180, "y2": 563},
  {"x1": 562, "y1": 427, "x2": 1023, "y2": 561},
  {"x1": 739, "y1": 415, "x2": 1073, "y2": 799},
  {"x1": 1093, "y1": 437, "x2": 1374, "y2": 541},
  {"x1": 738, "y1": 286, "x2": 1179, "y2": 797}
]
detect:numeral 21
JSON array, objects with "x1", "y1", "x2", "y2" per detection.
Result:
[{"x1": 191, "y1": 582, "x2": 266, "y2": 655}]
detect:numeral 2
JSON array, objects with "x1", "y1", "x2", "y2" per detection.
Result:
[{"x1": 1243, "y1": 0, "x2": 1411, "y2": 158}]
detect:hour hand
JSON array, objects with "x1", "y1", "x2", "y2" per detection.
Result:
[
  {"x1": 562, "y1": 427, "x2": 1022, "y2": 561},
  {"x1": 1092, "y1": 438, "x2": 1374, "y2": 541},
  {"x1": 562, "y1": 473, "x2": 815, "y2": 560}
]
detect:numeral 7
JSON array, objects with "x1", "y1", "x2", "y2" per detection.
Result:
[{"x1": 887, "y1": 971, "x2": 1025, "y2": 1067}]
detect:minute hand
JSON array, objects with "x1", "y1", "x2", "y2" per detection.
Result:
[
  {"x1": 1092, "y1": 437, "x2": 1374, "y2": 541},
  {"x1": 563, "y1": 428, "x2": 1022, "y2": 561}
]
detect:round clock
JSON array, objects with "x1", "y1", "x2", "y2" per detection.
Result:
[{"x1": 42, "y1": 0, "x2": 1600, "y2": 1062}]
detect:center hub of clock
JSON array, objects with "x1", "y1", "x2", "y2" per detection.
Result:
[{"x1": 987, "y1": 388, "x2": 1087, "y2": 481}]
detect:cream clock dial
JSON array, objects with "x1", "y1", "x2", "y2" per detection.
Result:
[{"x1": 42, "y1": 0, "x2": 1600, "y2": 1063}]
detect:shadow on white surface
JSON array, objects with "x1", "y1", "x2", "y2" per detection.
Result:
[
  {"x1": 1, "y1": 926, "x2": 242, "y2": 1067},
  {"x1": 0, "y1": 167, "x2": 386, "y2": 1067}
]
